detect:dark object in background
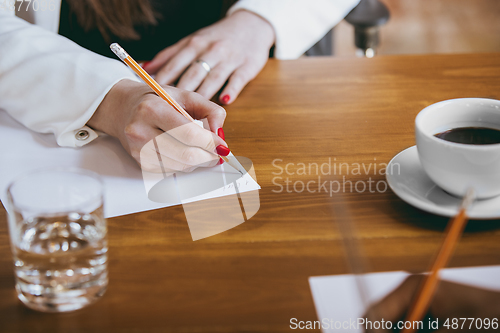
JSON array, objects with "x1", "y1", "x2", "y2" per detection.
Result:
[
  {"x1": 306, "y1": 0, "x2": 389, "y2": 57},
  {"x1": 345, "y1": 0, "x2": 390, "y2": 57},
  {"x1": 305, "y1": 29, "x2": 334, "y2": 57}
]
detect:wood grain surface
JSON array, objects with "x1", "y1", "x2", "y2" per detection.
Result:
[{"x1": 1, "y1": 53, "x2": 500, "y2": 332}]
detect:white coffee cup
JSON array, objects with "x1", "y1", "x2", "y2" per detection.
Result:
[{"x1": 415, "y1": 98, "x2": 500, "y2": 199}]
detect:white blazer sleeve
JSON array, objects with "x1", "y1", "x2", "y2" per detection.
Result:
[
  {"x1": 227, "y1": 0, "x2": 360, "y2": 60},
  {"x1": 0, "y1": 10, "x2": 140, "y2": 147}
]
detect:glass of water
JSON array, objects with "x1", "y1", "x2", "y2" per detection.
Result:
[{"x1": 6, "y1": 168, "x2": 107, "y2": 312}]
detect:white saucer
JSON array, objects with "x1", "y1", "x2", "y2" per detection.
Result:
[{"x1": 386, "y1": 146, "x2": 500, "y2": 219}]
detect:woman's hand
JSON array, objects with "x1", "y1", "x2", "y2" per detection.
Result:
[
  {"x1": 143, "y1": 10, "x2": 275, "y2": 105},
  {"x1": 87, "y1": 79, "x2": 228, "y2": 173},
  {"x1": 365, "y1": 275, "x2": 500, "y2": 332}
]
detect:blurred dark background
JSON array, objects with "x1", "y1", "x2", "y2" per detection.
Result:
[{"x1": 335, "y1": 0, "x2": 500, "y2": 56}]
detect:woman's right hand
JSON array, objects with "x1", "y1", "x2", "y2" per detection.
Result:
[{"x1": 87, "y1": 79, "x2": 229, "y2": 173}]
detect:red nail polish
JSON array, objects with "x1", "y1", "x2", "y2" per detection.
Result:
[
  {"x1": 221, "y1": 95, "x2": 230, "y2": 104},
  {"x1": 142, "y1": 61, "x2": 152, "y2": 70},
  {"x1": 217, "y1": 128, "x2": 225, "y2": 140},
  {"x1": 219, "y1": 157, "x2": 224, "y2": 165},
  {"x1": 216, "y1": 145, "x2": 230, "y2": 156}
]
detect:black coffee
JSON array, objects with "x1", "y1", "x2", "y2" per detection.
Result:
[{"x1": 434, "y1": 127, "x2": 500, "y2": 145}]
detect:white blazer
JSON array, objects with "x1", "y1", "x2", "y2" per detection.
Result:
[{"x1": 0, "y1": 0, "x2": 359, "y2": 147}]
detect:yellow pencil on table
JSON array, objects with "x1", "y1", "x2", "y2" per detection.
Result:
[
  {"x1": 109, "y1": 43, "x2": 244, "y2": 175},
  {"x1": 401, "y1": 188, "x2": 475, "y2": 333}
]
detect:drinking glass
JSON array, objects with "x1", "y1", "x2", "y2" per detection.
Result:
[{"x1": 6, "y1": 168, "x2": 107, "y2": 312}]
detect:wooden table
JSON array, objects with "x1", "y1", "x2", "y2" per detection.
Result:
[{"x1": 1, "y1": 53, "x2": 500, "y2": 332}]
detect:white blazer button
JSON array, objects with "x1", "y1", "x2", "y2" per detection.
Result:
[{"x1": 76, "y1": 130, "x2": 89, "y2": 141}]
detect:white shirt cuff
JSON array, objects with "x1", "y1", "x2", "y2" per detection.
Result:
[
  {"x1": 227, "y1": 0, "x2": 360, "y2": 59},
  {"x1": 56, "y1": 76, "x2": 141, "y2": 148}
]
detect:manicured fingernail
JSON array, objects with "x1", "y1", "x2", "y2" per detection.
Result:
[
  {"x1": 219, "y1": 157, "x2": 224, "y2": 165},
  {"x1": 142, "y1": 61, "x2": 152, "y2": 70},
  {"x1": 221, "y1": 95, "x2": 230, "y2": 104},
  {"x1": 216, "y1": 145, "x2": 230, "y2": 156},
  {"x1": 217, "y1": 128, "x2": 225, "y2": 140}
]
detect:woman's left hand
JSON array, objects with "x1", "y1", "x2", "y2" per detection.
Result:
[{"x1": 143, "y1": 10, "x2": 275, "y2": 105}]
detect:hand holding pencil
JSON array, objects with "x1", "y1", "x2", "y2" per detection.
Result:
[{"x1": 87, "y1": 44, "x2": 241, "y2": 175}]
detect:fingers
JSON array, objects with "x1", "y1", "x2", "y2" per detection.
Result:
[
  {"x1": 155, "y1": 145, "x2": 219, "y2": 174},
  {"x1": 151, "y1": 41, "x2": 262, "y2": 104},
  {"x1": 176, "y1": 42, "x2": 226, "y2": 92},
  {"x1": 135, "y1": 128, "x2": 165, "y2": 173},
  {"x1": 129, "y1": 93, "x2": 225, "y2": 174},
  {"x1": 144, "y1": 38, "x2": 189, "y2": 74},
  {"x1": 164, "y1": 121, "x2": 224, "y2": 155},
  {"x1": 155, "y1": 132, "x2": 219, "y2": 170},
  {"x1": 147, "y1": 90, "x2": 227, "y2": 149},
  {"x1": 139, "y1": 134, "x2": 219, "y2": 174},
  {"x1": 219, "y1": 63, "x2": 259, "y2": 104},
  {"x1": 175, "y1": 60, "x2": 211, "y2": 92},
  {"x1": 155, "y1": 47, "x2": 199, "y2": 86},
  {"x1": 196, "y1": 64, "x2": 235, "y2": 99},
  {"x1": 177, "y1": 41, "x2": 243, "y2": 99},
  {"x1": 109, "y1": 82, "x2": 227, "y2": 175},
  {"x1": 161, "y1": 153, "x2": 219, "y2": 173},
  {"x1": 172, "y1": 89, "x2": 227, "y2": 134},
  {"x1": 137, "y1": 88, "x2": 225, "y2": 136}
]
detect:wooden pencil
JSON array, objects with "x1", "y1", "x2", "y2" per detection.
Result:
[{"x1": 402, "y1": 189, "x2": 475, "y2": 333}]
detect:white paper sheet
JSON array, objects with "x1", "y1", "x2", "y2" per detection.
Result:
[
  {"x1": 309, "y1": 266, "x2": 500, "y2": 333},
  {"x1": 0, "y1": 111, "x2": 260, "y2": 218}
]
